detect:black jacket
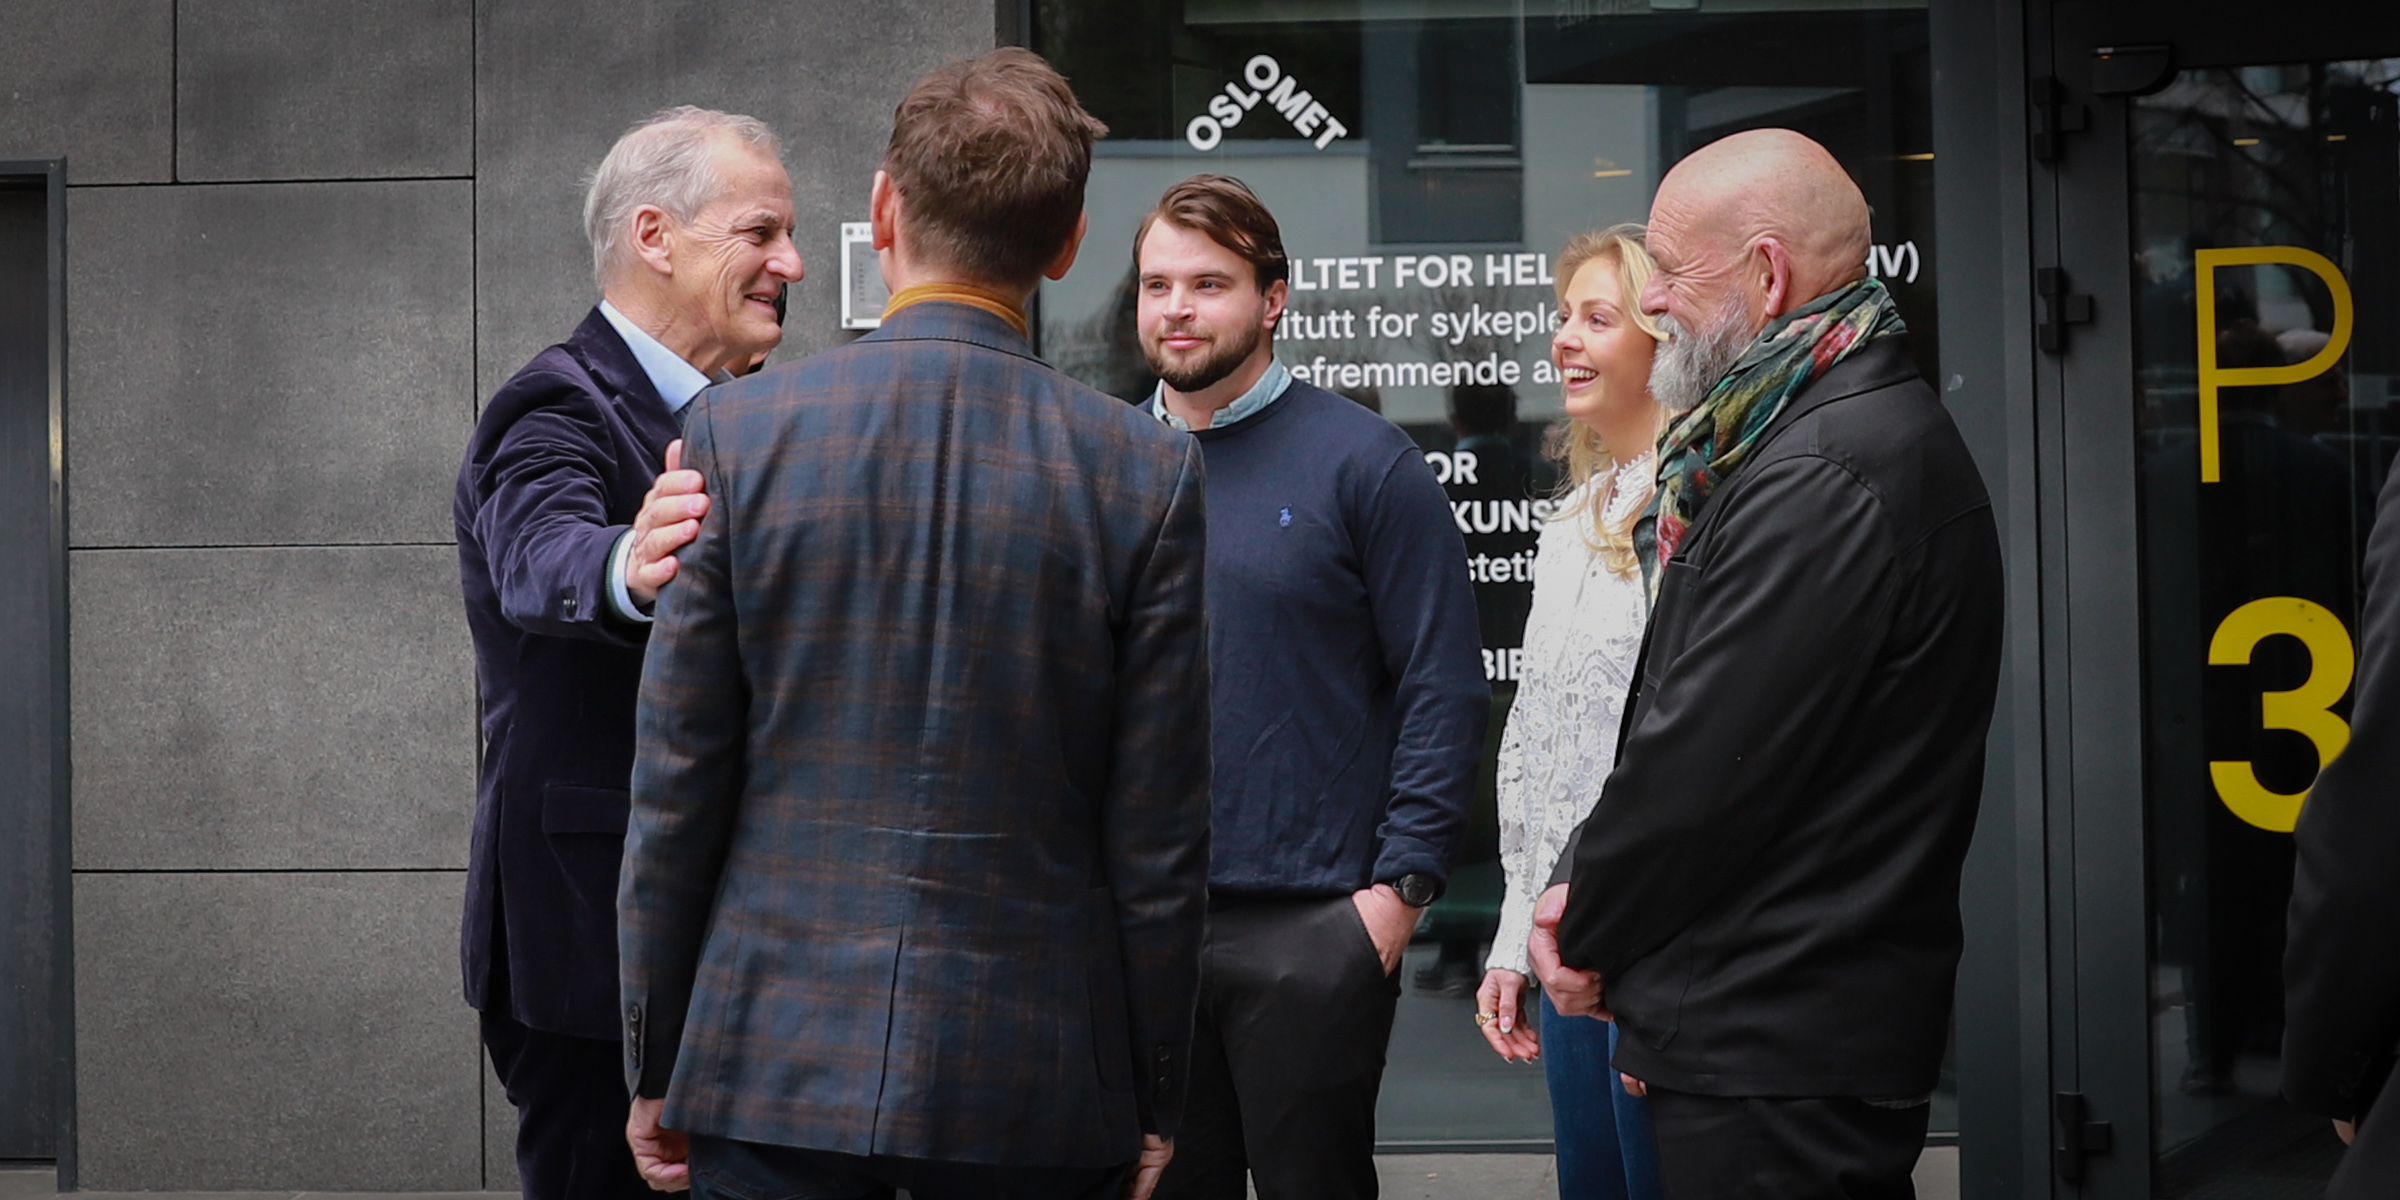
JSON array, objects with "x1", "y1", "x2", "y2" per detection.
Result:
[
  {"x1": 1554, "y1": 333, "x2": 2003, "y2": 1097},
  {"x1": 456, "y1": 308, "x2": 677, "y2": 1039},
  {"x1": 2284, "y1": 461, "x2": 2400, "y2": 1198}
]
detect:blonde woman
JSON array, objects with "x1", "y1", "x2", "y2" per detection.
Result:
[{"x1": 1474, "y1": 225, "x2": 1665, "y2": 1200}]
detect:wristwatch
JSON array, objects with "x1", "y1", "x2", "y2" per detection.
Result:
[{"x1": 1386, "y1": 872, "x2": 1441, "y2": 908}]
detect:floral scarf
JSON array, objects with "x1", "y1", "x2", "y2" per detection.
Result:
[{"x1": 1633, "y1": 277, "x2": 1906, "y2": 601}]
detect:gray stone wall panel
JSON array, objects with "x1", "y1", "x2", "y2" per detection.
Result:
[
  {"x1": 0, "y1": 0, "x2": 174, "y2": 183},
  {"x1": 72, "y1": 871, "x2": 479, "y2": 1191},
  {"x1": 67, "y1": 180, "x2": 473, "y2": 547},
  {"x1": 70, "y1": 546, "x2": 474, "y2": 870},
  {"x1": 474, "y1": 0, "x2": 994, "y2": 400},
  {"x1": 177, "y1": 0, "x2": 474, "y2": 182}
]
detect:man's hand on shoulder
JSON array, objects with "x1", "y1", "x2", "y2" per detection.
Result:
[
  {"x1": 626, "y1": 1096, "x2": 690, "y2": 1192},
  {"x1": 1530, "y1": 883, "x2": 1610, "y2": 1020},
  {"x1": 1351, "y1": 884, "x2": 1420, "y2": 975},
  {"x1": 629, "y1": 439, "x2": 709, "y2": 610}
]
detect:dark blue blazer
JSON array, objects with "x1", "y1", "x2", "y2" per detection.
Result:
[
  {"x1": 620, "y1": 301, "x2": 1213, "y2": 1167},
  {"x1": 457, "y1": 307, "x2": 679, "y2": 1040}
]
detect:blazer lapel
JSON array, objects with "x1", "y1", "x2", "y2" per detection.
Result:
[{"x1": 567, "y1": 306, "x2": 684, "y2": 458}]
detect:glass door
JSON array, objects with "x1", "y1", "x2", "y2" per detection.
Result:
[
  {"x1": 2130, "y1": 58, "x2": 2393, "y2": 1197},
  {"x1": 2046, "y1": 5, "x2": 2400, "y2": 1192}
]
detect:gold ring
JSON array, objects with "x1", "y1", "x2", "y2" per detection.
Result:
[{"x1": 1474, "y1": 1012, "x2": 1497, "y2": 1027}]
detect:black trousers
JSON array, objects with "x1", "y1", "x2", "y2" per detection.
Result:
[
  {"x1": 479, "y1": 951, "x2": 650, "y2": 1200},
  {"x1": 1152, "y1": 895, "x2": 1402, "y2": 1200},
  {"x1": 1644, "y1": 1089, "x2": 1929, "y2": 1200},
  {"x1": 688, "y1": 1133, "x2": 1129, "y2": 1200}
]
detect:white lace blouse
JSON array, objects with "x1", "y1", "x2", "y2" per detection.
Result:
[{"x1": 1486, "y1": 453, "x2": 1653, "y2": 979}]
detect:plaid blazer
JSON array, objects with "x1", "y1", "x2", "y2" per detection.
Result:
[{"x1": 620, "y1": 301, "x2": 1211, "y2": 1168}]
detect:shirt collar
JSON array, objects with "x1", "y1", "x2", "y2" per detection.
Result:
[
  {"x1": 598, "y1": 299, "x2": 721, "y2": 413},
  {"x1": 882, "y1": 281, "x2": 1032, "y2": 339},
  {"x1": 1150, "y1": 357, "x2": 1292, "y2": 433}
]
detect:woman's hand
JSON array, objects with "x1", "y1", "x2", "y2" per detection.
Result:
[{"x1": 1475, "y1": 968, "x2": 1544, "y2": 1062}]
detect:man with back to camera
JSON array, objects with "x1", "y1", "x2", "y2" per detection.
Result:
[
  {"x1": 1526, "y1": 129, "x2": 2004, "y2": 1198},
  {"x1": 617, "y1": 49, "x2": 1211, "y2": 1200},
  {"x1": 1133, "y1": 174, "x2": 1489, "y2": 1200},
  {"x1": 454, "y1": 106, "x2": 801, "y2": 1200}
]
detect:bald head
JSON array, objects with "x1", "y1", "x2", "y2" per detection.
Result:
[{"x1": 1640, "y1": 129, "x2": 1870, "y2": 342}]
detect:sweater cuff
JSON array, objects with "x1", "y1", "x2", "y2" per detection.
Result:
[{"x1": 1372, "y1": 836, "x2": 1448, "y2": 894}]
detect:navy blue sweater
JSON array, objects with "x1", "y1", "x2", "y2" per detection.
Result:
[{"x1": 1187, "y1": 380, "x2": 1488, "y2": 897}]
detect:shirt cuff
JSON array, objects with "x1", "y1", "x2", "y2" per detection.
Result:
[{"x1": 605, "y1": 528, "x2": 653, "y2": 624}]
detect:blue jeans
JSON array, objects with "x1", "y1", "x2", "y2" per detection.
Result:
[{"x1": 1542, "y1": 995, "x2": 1664, "y2": 1200}]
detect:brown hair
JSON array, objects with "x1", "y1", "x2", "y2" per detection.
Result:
[
  {"x1": 1544, "y1": 224, "x2": 1667, "y2": 577},
  {"x1": 882, "y1": 48, "x2": 1108, "y2": 286},
  {"x1": 1133, "y1": 174, "x2": 1289, "y2": 290}
]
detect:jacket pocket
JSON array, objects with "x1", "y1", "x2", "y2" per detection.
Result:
[
  {"x1": 541, "y1": 783, "x2": 631, "y2": 835},
  {"x1": 1644, "y1": 557, "x2": 1707, "y2": 686}
]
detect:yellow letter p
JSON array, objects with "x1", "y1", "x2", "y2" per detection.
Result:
[{"x1": 2193, "y1": 246, "x2": 2352, "y2": 482}]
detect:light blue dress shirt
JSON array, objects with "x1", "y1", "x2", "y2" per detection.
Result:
[
  {"x1": 597, "y1": 299, "x2": 724, "y2": 623},
  {"x1": 1149, "y1": 357, "x2": 1292, "y2": 432}
]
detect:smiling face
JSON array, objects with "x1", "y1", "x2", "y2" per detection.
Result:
[
  {"x1": 657, "y1": 140, "x2": 803, "y2": 373},
  {"x1": 1136, "y1": 218, "x2": 1286, "y2": 397},
  {"x1": 1552, "y1": 254, "x2": 1660, "y2": 434}
]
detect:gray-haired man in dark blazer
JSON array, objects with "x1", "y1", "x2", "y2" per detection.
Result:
[{"x1": 618, "y1": 49, "x2": 1210, "y2": 1200}]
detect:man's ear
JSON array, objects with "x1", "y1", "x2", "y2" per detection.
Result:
[
  {"x1": 629, "y1": 205, "x2": 675, "y2": 277},
  {"x1": 1752, "y1": 236, "x2": 1794, "y2": 320},
  {"x1": 1043, "y1": 210, "x2": 1090, "y2": 282},
  {"x1": 1261, "y1": 276, "x2": 1290, "y2": 332},
  {"x1": 870, "y1": 171, "x2": 898, "y2": 252}
]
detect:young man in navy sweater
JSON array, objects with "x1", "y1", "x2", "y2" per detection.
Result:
[{"x1": 1135, "y1": 175, "x2": 1488, "y2": 1200}]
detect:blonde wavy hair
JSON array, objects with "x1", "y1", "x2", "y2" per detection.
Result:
[{"x1": 1544, "y1": 224, "x2": 1667, "y2": 576}]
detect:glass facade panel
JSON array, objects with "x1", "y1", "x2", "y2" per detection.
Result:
[
  {"x1": 1036, "y1": 0, "x2": 1940, "y2": 1146},
  {"x1": 2133, "y1": 59, "x2": 2400, "y2": 1196}
]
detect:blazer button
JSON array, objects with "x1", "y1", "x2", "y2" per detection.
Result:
[{"x1": 563, "y1": 595, "x2": 579, "y2": 614}]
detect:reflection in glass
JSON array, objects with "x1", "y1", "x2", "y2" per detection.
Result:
[
  {"x1": 1037, "y1": 0, "x2": 1938, "y2": 1147},
  {"x1": 2133, "y1": 59, "x2": 2400, "y2": 1196}
]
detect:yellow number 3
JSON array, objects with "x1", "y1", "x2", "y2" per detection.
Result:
[{"x1": 2207, "y1": 596, "x2": 2355, "y2": 832}]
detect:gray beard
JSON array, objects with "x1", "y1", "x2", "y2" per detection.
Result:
[{"x1": 1649, "y1": 306, "x2": 1753, "y2": 414}]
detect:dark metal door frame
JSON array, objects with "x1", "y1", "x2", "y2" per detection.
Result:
[
  {"x1": 2031, "y1": 10, "x2": 2153, "y2": 1198},
  {"x1": 1929, "y1": 1, "x2": 2059, "y2": 1196},
  {"x1": 0, "y1": 157, "x2": 72, "y2": 1182}
]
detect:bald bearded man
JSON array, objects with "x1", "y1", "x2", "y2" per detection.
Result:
[{"x1": 1525, "y1": 129, "x2": 2003, "y2": 1198}]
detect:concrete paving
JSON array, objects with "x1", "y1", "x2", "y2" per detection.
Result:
[{"x1": 4, "y1": 1149, "x2": 1959, "y2": 1199}]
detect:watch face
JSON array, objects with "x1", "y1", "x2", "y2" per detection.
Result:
[{"x1": 1396, "y1": 875, "x2": 1435, "y2": 906}]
